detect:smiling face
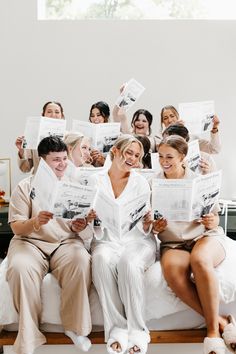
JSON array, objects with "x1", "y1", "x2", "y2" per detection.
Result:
[
  {"x1": 158, "y1": 144, "x2": 185, "y2": 178},
  {"x1": 113, "y1": 142, "x2": 142, "y2": 172},
  {"x1": 90, "y1": 108, "x2": 105, "y2": 124},
  {"x1": 69, "y1": 137, "x2": 92, "y2": 167},
  {"x1": 44, "y1": 151, "x2": 68, "y2": 179},
  {"x1": 162, "y1": 109, "x2": 179, "y2": 128},
  {"x1": 79, "y1": 137, "x2": 92, "y2": 165},
  {"x1": 133, "y1": 114, "x2": 149, "y2": 135},
  {"x1": 43, "y1": 103, "x2": 63, "y2": 119}
]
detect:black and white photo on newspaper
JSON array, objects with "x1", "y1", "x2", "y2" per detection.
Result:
[
  {"x1": 115, "y1": 78, "x2": 145, "y2": 112},
  {"x1": 178, "y1": 100, "x2": 215, "y2": 135},
  {"x1": 23, "y1": 116, "x2": 66, "y2": 150},
  {"x1": 72, "y1": 120, "x2": 120, "y2": 154},
  {"x1": 94, "y1": 189, "x2": 149, "y2": 238},
  {"x1": 186, "y1": 140, "x2": 201, "y2": 173},
  {"x1": 30, "y1": 158, "x2": 96, "y2": 219},
  {"x1": 152, "y1": 170, "x2": 222, "y2": 222}
]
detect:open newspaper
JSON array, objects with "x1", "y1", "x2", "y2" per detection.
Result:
[
  {"x1": 115, "y1": 78, "x2": 145, "y2": 112},
  {"x1": 186, "y1": 140, "x2": 201, "y2": 174},
  {"x1": 22, "y1": 116, "x2": 67, "y2": 150},
  {"x1": 30, "y1": 158, "x2": 96, "y2": 219},
  {"x1": 152, "y1": 170, "x2": 222, "y2": 222},
  {"x1": 94, "y1": 189, "x2": 149, "y2": 238},
  {"x1": 72, "y1": 120, "x2": 120, "y2": 154},
  {"x1": 65, "y1": 160, "x2": 105, "y2": 186},
  {"x1": 178, "y1": 100, "x2": 215, "y2": 135}
]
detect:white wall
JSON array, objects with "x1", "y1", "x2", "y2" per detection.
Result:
[{"x1": 1, "y1": 1, "x2": 236, "y2": 198}]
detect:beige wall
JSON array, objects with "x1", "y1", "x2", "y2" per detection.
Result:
[{"x1": 1, "y1": 1, "x2": 236, "y2": 198}]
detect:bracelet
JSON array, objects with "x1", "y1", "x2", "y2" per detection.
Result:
[{"x1": 33, "y1": 221, "x2": 41, "y2": 232}]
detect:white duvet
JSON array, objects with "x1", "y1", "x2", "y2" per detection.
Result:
[{"x1": 0, "y1": 237, "x2": 236, "y2": 328}]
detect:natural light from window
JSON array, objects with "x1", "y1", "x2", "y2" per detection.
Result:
[{"x1": 38, "y1": 0, "x2": 236, "y2": 20}]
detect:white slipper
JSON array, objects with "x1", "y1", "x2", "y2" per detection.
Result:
[
  {"x1": 127, "y1": 330, "x2": 150, "y2": 354},
  {"x1": 203, "y1": 337, "x2": 226, "y2": 354},
  {"x1": 107, "y1": 327, "x2": 128, "y2": 354},
  {"x1": 222, "y1": 315, "x2": 236, "y2": 353},
  {"x1": 65, "y1": 330, "x2": 92, "y2": 352}
]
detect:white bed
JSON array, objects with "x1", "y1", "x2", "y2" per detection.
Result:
[{"x1": 0, "y1": 237, "x2": 236, "y2": 333}]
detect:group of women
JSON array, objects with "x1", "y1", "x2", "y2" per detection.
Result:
[{"x1": 8, "y1": 98, "x2": 236, "y2": 354}]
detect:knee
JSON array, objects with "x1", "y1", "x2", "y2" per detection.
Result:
[
  {"x1": 70, "y1": 248, "x2": 91, "y2": 274},
  {"x1": 117, "y1": 256, "x2": 141, "y2": 278},
  {"x1": 92, "y1": 249, "x2": 112, "y2": 273},
  {"x1": 7, "y1": 256, "x2": 39, "y2": 280},
  {"x1": 162, "y1": 263, "x2": 187, "y2": 287},
  {"x1": 190, "y1": 253, "x2": 211, "y2": 273}
]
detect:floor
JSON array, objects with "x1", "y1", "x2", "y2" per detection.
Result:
[{"x1": 3, "y1": 343, "x2": 204, "y2": 354}]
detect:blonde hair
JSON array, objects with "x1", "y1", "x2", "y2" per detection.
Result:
[
  {"x1": 63, "y1": 131, "x2": 85, "y2": 161},
  {"x1": 110, "y1": 134, "x2": 144, "y2": 163},
  {"x1": 64, "y1": 131, "x2": 84, "y2": 147}
]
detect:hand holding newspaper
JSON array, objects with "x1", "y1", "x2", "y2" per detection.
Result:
[
  {"x1": 23, "y1": 116, "x2": 67, "y2": 150},
  {"x1": 152, "y1": 171, "x2": 222, "y2": 222},
  {"x1": 72, "y1": 120, "x2": 120, "y2": 154},
  {"x1": 115, "y1": 78, "x2": 145, "y2": 112},
  {"x1": 94, "y1": 189, "x2": 149, "y2": 238},
  {"x1": 30, "y1": 158, "x2": 96, "y2": 219},
  {"x1": 178, "y1": 100, "x2": 215, "y2": 135}
]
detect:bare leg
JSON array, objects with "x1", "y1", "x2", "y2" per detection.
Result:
[
  {"x1": 161, "y1": 238, "x2": 227, "y2": 338},
  {"x1": 190, "y1": 237, "x2": 226, "y2": 338}
]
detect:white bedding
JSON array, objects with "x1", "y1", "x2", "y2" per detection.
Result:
[{"x1": 1, "y1": 237, "x2": 236, "y2": 331}]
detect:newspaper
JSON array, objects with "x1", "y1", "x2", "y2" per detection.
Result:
[
  {"x1": 152, "y1": 170, "x2": 222, "y2": 222},
  {"x1": 115, "y1": 78, "x2": 145, "y2": 112},
  {"x1": 94, "y1": 189, "x2": 149, "y2": 238},
  {"x1": 186, "y1": 140, "x2": 201, "y2": 174},
  {"x1": 65, "y1": 160, "x2": 105, "y2": 186},
  {"x1": 72, "y1": 120, "x2": 120, "y2": 154},
  {"x1": 22, "y1": 116, "x2": 66, "y2": 150},
  {"x1": 30, "y1": 158, "x2": 96, "y2": 219},
  {"x1": 178, "y1": 100, "x2": 215, "y2": 135}
]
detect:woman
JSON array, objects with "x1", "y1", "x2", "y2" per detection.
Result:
[
  {"x1": 91, "y1": 135, "x2": 156, "y2": 354},
  {"x1": 88, "y1": 101, "x2": 111, "y2": 166},
  {"x1": 7, "y1": 136, "x2": 94, "y2": 354},
  {"x1": 15, "y1": 101, "x2": 65, "y2": 173},
  {"x1": 152, "y1": 135, "x2": 235, "y2": 354},
  {"x1": 89, "y1": 101, "x2": 110, "y2": 124},
  {"x1": 64, "y1": 132, "x2": 92, "y2": 167},
  {"x1": 160, "y1": 105, "x2": 221, "y2": 155},
  {"x1": 162, "y1": 123, "x2": 216, "y2": 174},
  {"x1": 113, "y1": 85, "x2": 161, "y2": 152}
]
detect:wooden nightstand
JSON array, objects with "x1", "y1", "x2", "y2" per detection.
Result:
[{"x1": 0, "y1": 205, "x2": 13, "y2": 258}]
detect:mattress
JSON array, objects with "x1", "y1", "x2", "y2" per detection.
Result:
[{"x1": 1, "y1": 237, "x2": 236, "y2": 331}]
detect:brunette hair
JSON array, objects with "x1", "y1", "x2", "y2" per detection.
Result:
[
  {"x1": 162, "y1": 123, "x2": 190, "y2": 142},
  {"x1": 38, "y1": 136, "x2": 68, "y2": 157},
  {"x1": 135, "y1": 135, "x2": 152, "y2": 169},
  {"x1": 89, "y1": 101, "x2": 110, "y2": 123},
  {"x1": 131, "y1": 109, "x2": 153, "y2": 135},
  {"x1": 158, "y1": 135, "x2": 188, "y2": 156},
  {"x1": 42, "y1": 101, "x2": 65, "y2": 118}
]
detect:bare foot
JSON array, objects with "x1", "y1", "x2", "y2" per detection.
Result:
[{"x1": 111, "y1": 341, "x2": 122, "y2": 353}]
